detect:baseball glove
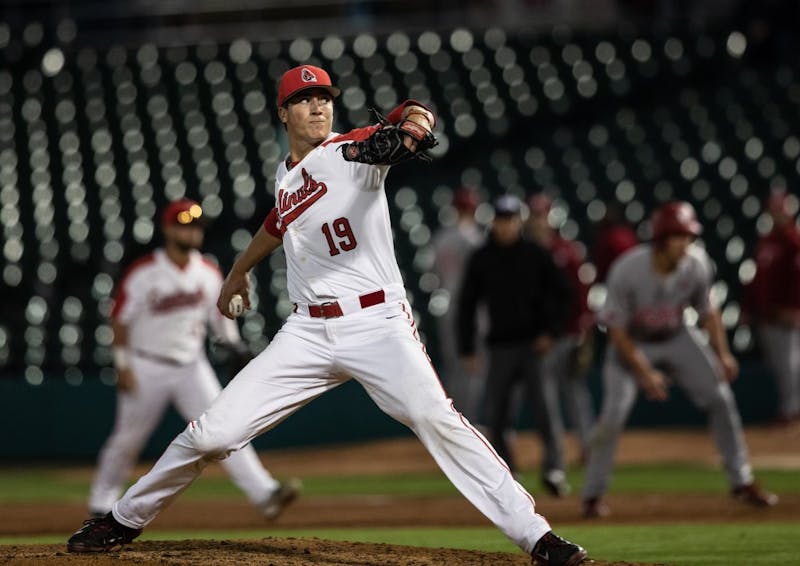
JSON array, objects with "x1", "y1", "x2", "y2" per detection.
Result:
[{"x1": 339, "y1": 109, "x2": 438, "y2": 166}]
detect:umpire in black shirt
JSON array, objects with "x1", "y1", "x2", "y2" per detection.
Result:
[{"x1": 457, "y1": 195, "x2": 573, "y2": 496}]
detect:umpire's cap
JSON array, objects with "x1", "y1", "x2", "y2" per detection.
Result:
[
  {"x1": 651, "y1": 201, "x2": 702, "y2": 240},
  {"x1": 277, "y1": 65, "x2": 341, "y2": 107},
  {"x1": 161, "y1": 199, "x2": 207, "y2": 227},
  {"x1": 493, "y1": 195, "x2": 522, "y2": 217}
]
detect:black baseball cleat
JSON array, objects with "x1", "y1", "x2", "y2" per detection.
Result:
[
  {"x1": 531, "y1": 531, "x2": 587, "y2": 566},
  {"x1": 731, "y1": 481, "x2": 779, "y2": 507},
  {"x1": 67, "y1": 513, "x2": 142, "y2": 553},
  {"x1": 582, "y1": 496, "x2": 611, "y2": 519},
  {"x1": 261, "y1": 478, "x2": 302, "y2": 519},
  {"x1": 542, "y1": 470, "x2": 572, "y2": 498}
]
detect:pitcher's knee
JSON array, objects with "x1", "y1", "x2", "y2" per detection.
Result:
[
  {"x1": 182, "y1": 421, "x2": 239, "y2": 459},
  {"x1": 408, "y1": 401, "x2": 459, "y2": 436}
]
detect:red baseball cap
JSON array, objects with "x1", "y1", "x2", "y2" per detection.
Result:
[
  {"x1": 452, "y1": 186, "x2": 480, "y2": 212},
  {"x1": 161, "y1": 199, "x2": 207, "y2": 227},
  {"x1": 277, "y1": 65, "x2": 341, "y2": 107}
]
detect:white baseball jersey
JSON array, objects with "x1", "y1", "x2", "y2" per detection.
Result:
[
  {"x1": 263, "y1": 129, "x2": 405, "y2": 304},
  {"x1": 599, "y1": 243, "x2": 713, "y2": 340},
  {"x1": 112, "y1": 249, "x2": 240, "y2": 364}
]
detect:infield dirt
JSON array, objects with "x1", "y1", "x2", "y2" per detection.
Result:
[{"x1": 1, "y1": 426, "x2": 797, "y2": 565}]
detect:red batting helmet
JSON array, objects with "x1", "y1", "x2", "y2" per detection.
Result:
[{"x1": 651, "y1": 201, "x2": 702, "y2": 241}]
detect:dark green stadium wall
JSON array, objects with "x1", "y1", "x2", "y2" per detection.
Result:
[{"x1": 0, "y1": 362, "x2": 779, "y2": 461}]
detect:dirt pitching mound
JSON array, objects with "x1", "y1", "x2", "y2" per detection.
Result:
[{"x1": 0, "y1": 538, "x2": 640, "y2": 566}]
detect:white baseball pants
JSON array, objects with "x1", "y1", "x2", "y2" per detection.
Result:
[
  {"x1": 112, "y1": 298, "x2": 551, "y2": 553},
  {"x1": 89, "y1": 354, "x2": 278, "y2": 514}
]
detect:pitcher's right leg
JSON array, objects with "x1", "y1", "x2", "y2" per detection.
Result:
[{"x1": 113, "y1": 322, "x2": 340, "y2": 529}]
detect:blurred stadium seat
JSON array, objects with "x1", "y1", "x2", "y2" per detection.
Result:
[{"x1": 1, "y1": 17, "x2": 797, "y2": 383}]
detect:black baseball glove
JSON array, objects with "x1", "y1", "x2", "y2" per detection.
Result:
[{"x1": 339, "y1": 110, "x2": 438, "y2": 166}]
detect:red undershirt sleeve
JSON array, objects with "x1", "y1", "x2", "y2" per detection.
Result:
[{"x1": 263, "y1": 207, "x2": 282, "y2": 239}]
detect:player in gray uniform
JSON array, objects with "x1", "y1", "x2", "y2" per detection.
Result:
[{"x1": 581, "y1": 201, "x2": 778, "y2": 518}]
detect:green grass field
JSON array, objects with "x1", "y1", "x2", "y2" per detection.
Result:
[
  {"x1": 1, "y1": 465, "x2": 797, "y2": 502},
  {"x1": 0, "y1": 464, "x2": 797, "y2": 565}
]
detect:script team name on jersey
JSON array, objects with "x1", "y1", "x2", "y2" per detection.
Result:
[
  {"x1": 149, "y1": 289, "x2": 206, "y2": 313},
  {"x1": 277, "y1": 168, "x2": 328, "y2": 226},
  {"x1": 629, "y1": 304, "x2": 683, "y2": 331}
]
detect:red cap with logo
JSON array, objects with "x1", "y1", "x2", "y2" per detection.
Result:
[
  {"x1": 161, "y1": 199, "x2": 207, "y2": 227},
  {"x1": 277, "y1": 65, "x2": 341, "y2": 107}
]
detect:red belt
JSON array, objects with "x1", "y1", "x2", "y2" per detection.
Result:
[{"x1": 307, "y1": 290, "x2": 386, "y2": 319}]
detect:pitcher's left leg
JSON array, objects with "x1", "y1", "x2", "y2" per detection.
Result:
[
  {"x1": 338, "y1": 309, "x2": 550, "y2": 553},
  {"x1": 171, "y1": 359, "x2": 279, "y2": 505},
  {"x1": 113, "y1": 321, "x2": 339, "y2": 529}
]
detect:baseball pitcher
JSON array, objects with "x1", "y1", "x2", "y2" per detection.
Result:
[{"x1": 68, "y1": 65, "x2": 587, "y2": 566}]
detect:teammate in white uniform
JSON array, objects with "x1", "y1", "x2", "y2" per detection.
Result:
[
  {"x1": 581, "y1": 201, "x2": 778, "y2": 518},
  {"x1": 68, "y1": 65, "x2": 587, "y2": 566},
  {"x1": 87, "y1": 199, "x2": 298, "y2": 519}
]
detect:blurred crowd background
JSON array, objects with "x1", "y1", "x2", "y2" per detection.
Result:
[{"x1": 1, "y1": 0, "x2": 799, "y2": 457}]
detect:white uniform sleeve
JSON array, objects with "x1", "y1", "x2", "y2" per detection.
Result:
[{"x1": 112, "y1": 268, "x2": 148, "y2": 325}]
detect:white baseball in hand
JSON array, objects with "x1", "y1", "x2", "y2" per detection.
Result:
[{"x1": 228, "y1": 294, "x2": 245, "y2": 318}]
